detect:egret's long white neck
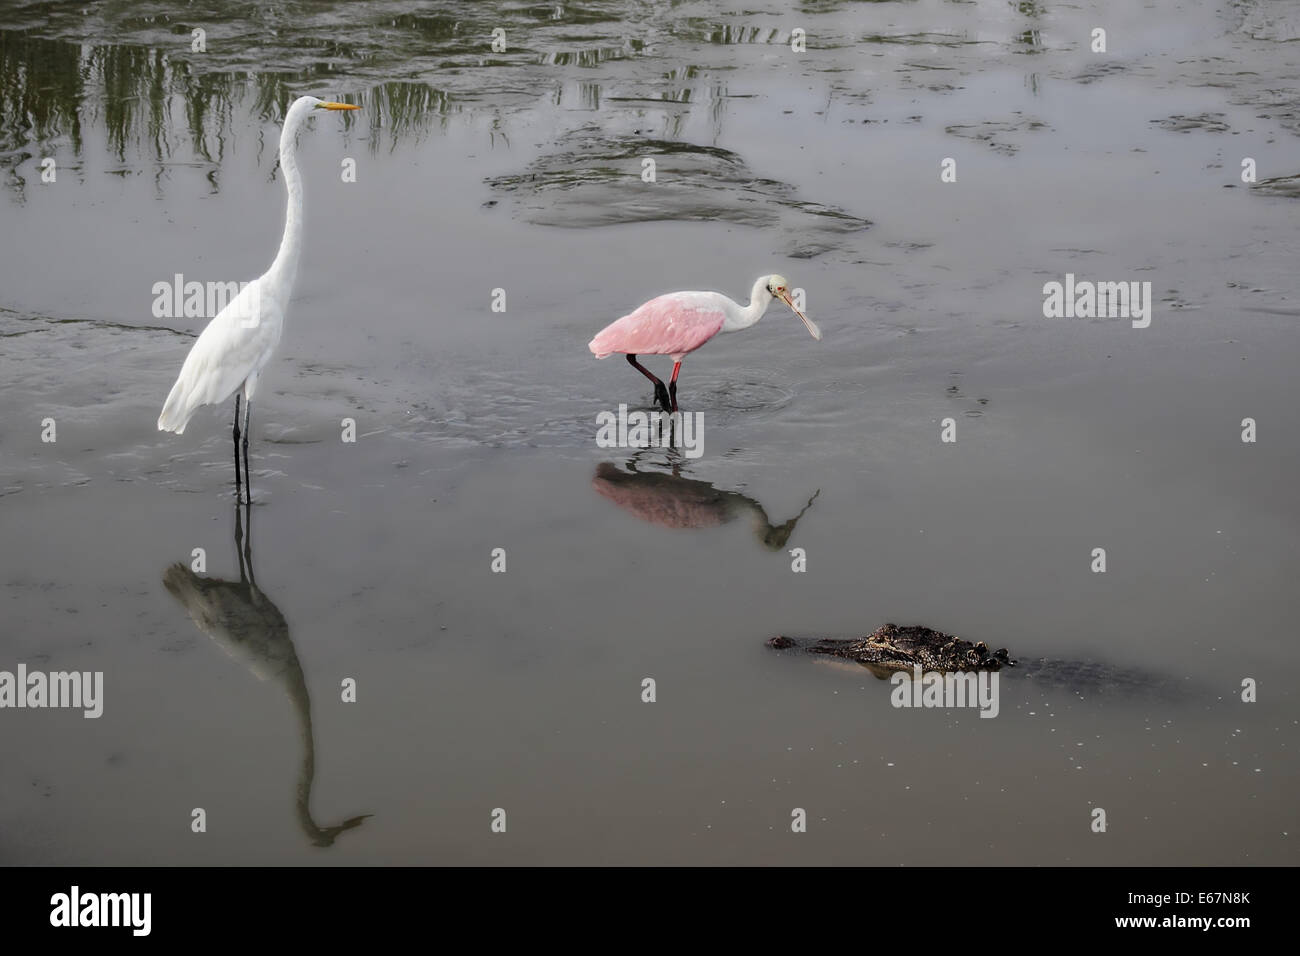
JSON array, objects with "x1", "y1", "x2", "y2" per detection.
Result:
[
  {"x1": 268, "y1": 108, "x2": 306, "y2": 287},
  {"x1": 721, "y1": 276, "x2": 775, "y2": 332}
]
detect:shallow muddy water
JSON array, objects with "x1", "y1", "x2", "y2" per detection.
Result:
[{"x1": 0, "y1": 0, "x2": 1297, "y2": 864}]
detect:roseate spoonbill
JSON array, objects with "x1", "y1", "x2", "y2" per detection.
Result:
[
  {"x1": 157, "y1": 96, "x2": 360, "y2": 501},
  {"x1": 588, "y1": 274, "x2": 821, "y2": 412}
]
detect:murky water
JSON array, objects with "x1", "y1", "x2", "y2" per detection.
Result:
[{"x1": 1, "y1": 0, "x2": 1297, "y2": 864}]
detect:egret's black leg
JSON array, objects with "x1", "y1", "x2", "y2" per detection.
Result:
[
  {"x1": 242, "y1": 399, "x2": 253, "y2": 502},
  {"x1": 233, "y1": 393, "x2": 243, "y2": 499},
  {"x1": 232, "y1": 491, "x2": 256, "y2": 585},
  {"x1": 627, "y1": 354, "x2": 672, "y2": 412},
  {"x1": 242, "y1": 493, "x2": 255, "y2": 586},
  {"x1": 233, "y1": 493, "x2": 248, "y2": 583}
]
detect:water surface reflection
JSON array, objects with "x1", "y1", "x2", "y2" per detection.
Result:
[
  {"x1": 162, "y1": 499, "x2": 370, "y2": 848},
  {"x1": 592, "y1": 458, "x2": 818, "y2": 551}
]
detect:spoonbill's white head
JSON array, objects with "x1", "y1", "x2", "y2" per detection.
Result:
[{"x1": 764, "y1": 274, "x2": 822, "y2": 341}]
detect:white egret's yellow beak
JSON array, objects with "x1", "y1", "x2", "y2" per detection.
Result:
[
  {"x1": 778, "y1": 290, "x2": 822, "y2": 341},
  {"x1": 319, "y1": 102, "x2": 360, "y2": 111}
]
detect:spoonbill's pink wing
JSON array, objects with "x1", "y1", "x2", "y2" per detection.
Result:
[{"x1": 589, "y1": 292, "x2": 726, "y2": 359}]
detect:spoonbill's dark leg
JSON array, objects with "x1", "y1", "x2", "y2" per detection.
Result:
[
  {"x1": 242, "y1": 399, "x2": 253, "y2": 502},
  {"x1": 627, "y1": 354, "x2": 672, "y2": 412},
  {"x1": 669, "y1": 361, "x2": 682, "y2": 413},
  {"x1": 233, "y1": 393, "x2": 243, "y2": 499}
]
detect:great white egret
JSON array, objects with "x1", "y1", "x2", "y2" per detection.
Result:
[
  {"x1": 588, "y1": 275, "x2": 821, "y2": 413},
  {"x1": 157, "y1": 95, "x2": 359, "y2": 499}
]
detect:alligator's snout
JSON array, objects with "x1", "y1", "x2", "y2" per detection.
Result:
[{"x1": 768, "y1": 636, "x2": 798, "y2": 649}]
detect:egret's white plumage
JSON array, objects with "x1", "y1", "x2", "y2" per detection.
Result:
[
  {"x1": 157, "y1": 95, "x2": 358, "y2": 436},
  {"x1": 157, "y1": 276, "x2": 284, "y2": 434}
]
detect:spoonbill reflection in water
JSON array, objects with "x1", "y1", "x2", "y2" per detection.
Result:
[{"x1": 592, "y1": 460, "x2": 820, "y2": 551}]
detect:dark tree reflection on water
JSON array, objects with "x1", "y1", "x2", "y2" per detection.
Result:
[
  {"x1": 0, "y1": 0, "x2": 863, "y2": 197},
  {"x1": 0, "y1": 30, "x2": 457, "y2": 198}
]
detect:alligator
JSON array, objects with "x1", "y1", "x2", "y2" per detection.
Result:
[
  {"x1": 768, "y1": 623, "x2": 1188, "y2": 699},
  {"x1": 768, "y1": 624, "x2": 1012, "y2": 674}
]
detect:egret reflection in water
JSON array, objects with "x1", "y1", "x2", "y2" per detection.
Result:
[
  {"x1": 592, "y1": 458, "x2": 819, "y2": 551},
  {"x1": 162, "y1": 500, "x2": 369, "y2": 847}
]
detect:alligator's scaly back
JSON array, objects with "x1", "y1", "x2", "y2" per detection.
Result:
[
  {"x1": 768, "y1": 624, "x2": 1013, "y2": 674},
  {"x1": 768, "y1": 623, "x2": 1189, "y2": 699}
]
